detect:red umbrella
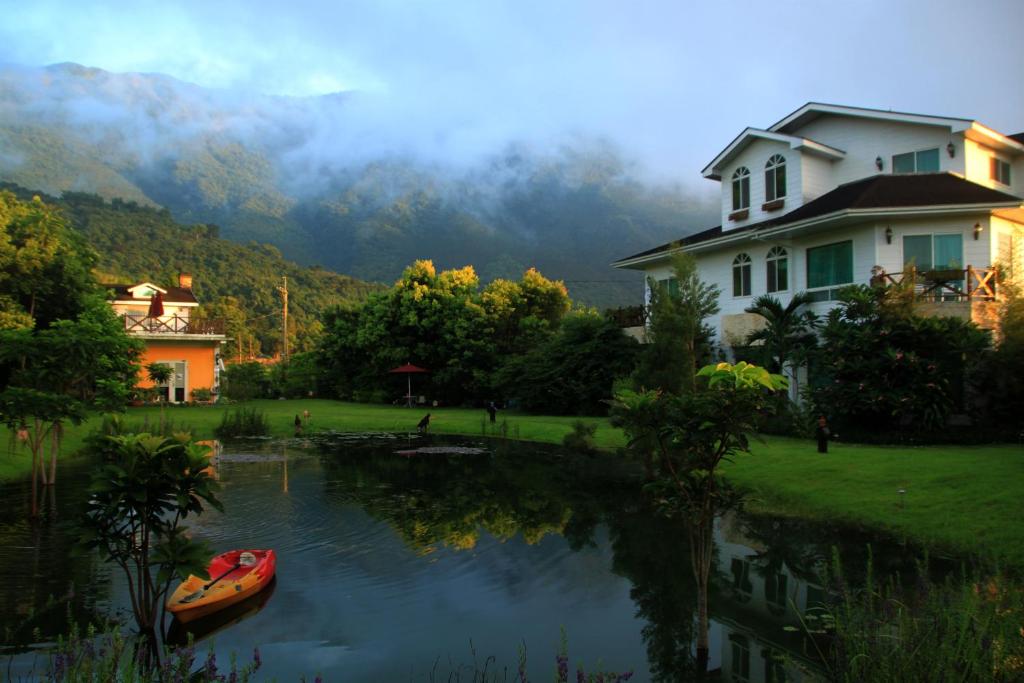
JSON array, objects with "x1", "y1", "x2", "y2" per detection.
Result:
[
  {"x1": 148, "y1": 291, "x2": 165, "y2": 318},
  {"x1": 389, "y1": 363, "x2": 429, "y2": 408}
]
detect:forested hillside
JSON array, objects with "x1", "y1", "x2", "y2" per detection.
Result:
[
  {"x1": 1, "y1": 183, "x2": 380, "y2": 355},
  {"x1": 0, "y1": 63, "x2": 717, "y2": 307}
]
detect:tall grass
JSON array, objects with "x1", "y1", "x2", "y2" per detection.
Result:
[
  {"x1": 795, "y1": 550, "x2": 1024, "y2": 681},
  {"x1": 213, "y1": 408, "x2": 270, "y2": 439}
]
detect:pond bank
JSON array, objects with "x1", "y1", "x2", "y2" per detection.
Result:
[{"x1": 4, "y1": 399, "x2": 1022, "y2": 567}]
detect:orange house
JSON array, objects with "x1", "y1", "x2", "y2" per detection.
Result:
[{"x1": 109, "y1": 273, "x2": 227, "y2": 403}]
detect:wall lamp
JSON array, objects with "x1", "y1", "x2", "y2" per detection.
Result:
[
  {"x1": 875, "y1": 156, "x2": 884, "y2": 171},
  {"x1": 946, "y1": 142, "x2": 956, "y2": 158},
  {"x1": 973, "y1": 222, "x2": 982, "y2": 240},
  {"x1": 885, "y1": 226, "x2": 893, "y2": 244}
]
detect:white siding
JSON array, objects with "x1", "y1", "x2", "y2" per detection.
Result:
[
  {"x1": 800, "y1": 152, "x2": 834, "y2": 202},
  {"x1": 991, "y1": 215, "x2": 1024, "y2": 280},
  {"x1": 873, "y1": 215, "x2": 993, "y2": 276},
  {"x1": 964, "y1": 138, "x2": 1023, "y2": 197},
  {"x1": 790, "y1": 116, "x2": 964, "y2": 185},
  {"x1": 719, "y1": 139, "x2": 801, "y2": 231}
]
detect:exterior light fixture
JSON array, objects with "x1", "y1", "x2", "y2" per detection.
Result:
[
  {"x1": 885, "y1": 226, "x2": 893, "y2": 244},
  {"x1": 875, "y1": 156, "x2": 883, "y2": 171},
  {"x1": 973, "y1": 222, "x2": 982, "y2": 240},
  {"x1": 946, "y1": 142, "x2": 955, "y2": 158}
]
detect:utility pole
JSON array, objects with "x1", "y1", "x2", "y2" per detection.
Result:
[{"x1": 277, "y1": 276, "x2": 289, "y2": 363}]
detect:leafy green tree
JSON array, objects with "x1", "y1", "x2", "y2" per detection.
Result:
[
  {"x1": 743, "y1": 292, "x2": 818, "y2": 397},
  {"x1": 611, "y1": 362, "x2": 787, "y2": 673},
  {"x1": 632, "y1": 252, "x2": 720, "y2": 395},
  {"x1": 810, "y1": 284, "x2": 989, "y2": 440},
  {"x1": 970, "y1": 292, "x2": 1024, "y2": 438},
  {"x1": 222, "y1": 362, "x2": 270, "y2": 401},
  {"x1": 78, "y1": 433, "x2": 222, "y2": 634},
  {"x1": 494, "y1": 312, "x2": 638, "y2": 415}
]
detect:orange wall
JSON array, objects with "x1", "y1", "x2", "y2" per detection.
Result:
[{"x1": 136, "y1": 340, "x2": 220, "y2": 400}]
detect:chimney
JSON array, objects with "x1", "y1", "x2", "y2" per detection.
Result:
[{"x1": 178, "y1": 273, "x2": 193, "y2": 290}]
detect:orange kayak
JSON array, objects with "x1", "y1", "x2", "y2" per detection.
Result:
[{"x1": 167, "y1": 549, "x2": 276, "y2": 623}]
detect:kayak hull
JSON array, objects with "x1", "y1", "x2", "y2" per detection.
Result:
[{"x1": 167, "y1": 549, "x2": 276, "y2": 624}]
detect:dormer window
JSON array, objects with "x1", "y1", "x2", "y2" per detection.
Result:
[
  {"x1": 991, "y1": 158, "x2": 1011, "y2": 186},
  {"x1": 764, "y1": 154, "x2": 786, "y2": 202},
  {"x1": 766, "y1": 246, "x2": 788, "y2": 293},
  {"x1": 731, "y1": 167, "x2": 751, "y2": 211},
  {"x1": 733, "y1": 253, "x2": 752, "y2": 297},
  {"x1": 892, "y1": 148, "x2": 939, "y2": 174}
]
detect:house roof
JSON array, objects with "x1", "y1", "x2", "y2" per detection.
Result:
[
  {"x1": 612, "y1": 173, "x2": 1023, "y2": 267},
  {"x1": 701, "y1": 128, "x2": 845, "y2": 180},
  {"x1": 767, "y1": 102, "x2": 1024, "y2": 156},
  {"x1": 108, "y1": 283, "x2": 199, "y2": 304},
  {"x1": 1010, "y1": 133, "x2": 1024, "y2": 145}
]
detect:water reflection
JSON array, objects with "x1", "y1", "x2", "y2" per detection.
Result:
[{"x1": 1, "y1": 435, "x2": 951, "y2": 681}]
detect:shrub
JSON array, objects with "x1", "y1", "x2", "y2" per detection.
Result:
[
  {"x1": 190, "y1": 387, "x2": 213, "y2": 403},
  {"x1": 221, "y1": 362, "x2": 269, "y2": 401},
  {"x1": 562, "y1": 420, "x2": 598, "y2": 453},
  {"x1": 213, "y1": 407, "x2": 270, "y2": 438}
]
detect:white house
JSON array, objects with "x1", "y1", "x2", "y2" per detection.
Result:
[{"x1": 613, "y1": 103, "x2": 1024, "y2": 351}]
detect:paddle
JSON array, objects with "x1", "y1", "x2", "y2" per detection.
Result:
[{"x1": 179, "y1": 562, "x2": 242, "y2": 604}]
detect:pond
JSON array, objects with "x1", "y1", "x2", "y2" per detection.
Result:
[{"x1": 0, "y1": 434, "x2": 950, "y2": 681}]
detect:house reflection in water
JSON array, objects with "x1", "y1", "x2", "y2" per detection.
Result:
[{"x1": 706, "y1": 512, "x2": 825, "y2": 682}]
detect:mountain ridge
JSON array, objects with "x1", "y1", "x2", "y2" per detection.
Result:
[{"x1": 0, "y1": 62, "x2": 716, "y2": 306}]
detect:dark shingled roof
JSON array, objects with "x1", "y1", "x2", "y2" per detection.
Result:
[
  {"x1": 1009, "y1": 132, "x2": 1024, "y2": 145},
  {"x1": 615, "y1": 173, "x2": 1022, "y2": 264},
  {"x1": 107, "y1": 283, "x2": 198, "y2": 304}
]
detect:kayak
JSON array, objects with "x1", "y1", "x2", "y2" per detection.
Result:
[{"x1": 167, "y1": 549, "x2": 276, "y2": 623}]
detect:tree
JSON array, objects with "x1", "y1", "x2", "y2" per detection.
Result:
[
  {"x1": 632, "y1": 251, "x2": 719, "y2": 395},
  {"x1": 611, "y1": 362, "x2": 787, "y2": 672},
  {"x1": 810, "y1": 284, "x2": 989, "y2": 440},
  {"x1": 78, "y1": 433, "x2": 221, "y2": 635},
  {"x1": 494, "y1": 312, "x2": 639, "y2": 415},
  {"x1": 743, "y1": 292, "x2": 818, "y2": 398}
]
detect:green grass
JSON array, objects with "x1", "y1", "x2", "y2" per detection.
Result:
[{"x1": 2, "y1": 400, "x2": 1022, "y2": 566}]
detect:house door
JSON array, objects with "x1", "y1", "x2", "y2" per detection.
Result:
[{"x1": 172, "y1": 362, "x2": 187, "y2": 403}]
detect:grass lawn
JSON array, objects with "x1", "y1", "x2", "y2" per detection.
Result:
[{"x1": 2, "y1": 399, "x2": 1021, "y2": 566}]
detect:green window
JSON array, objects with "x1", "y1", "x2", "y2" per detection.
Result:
[
  {"x1": 903, "y1": 234, "x2": 963, "y2": 270},
  {"x1": 892, "y1": 148, "x2": 939, "y2": 174},
  {"x1": 807, "y1": 240, "x2": 853, "y2": 289},
  {"x1": 991, "y1": 158, "x2": 1011, "y2": 185},
  {"x1": 657, "y1": 277, "x2": 680, "y2": 298}
]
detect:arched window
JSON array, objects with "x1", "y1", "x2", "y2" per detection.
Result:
[
  {"x1": 766, "y1": 246, "x2": 788, "y2": 293},
  {"x1": 731, "y1": 167, "x2": 750, "y2": 211},
  {"x1": 765, "y1": 154, "x2": 786, "y2": 202},
  {"x1": 733, "y1": 253, "x2": 752, "y2": 297}
]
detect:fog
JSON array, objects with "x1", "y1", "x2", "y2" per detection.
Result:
[{"x1": 0, "y1": 0, "x2": 1022, "y2": 190}]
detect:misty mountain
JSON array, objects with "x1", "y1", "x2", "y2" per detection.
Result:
[{"x1": 0, "y1": 62, "x2": 717, "y2": 306}]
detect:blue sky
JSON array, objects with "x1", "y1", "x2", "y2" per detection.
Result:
[{"x1": 1, "y1": 0, "x2": 1022, "y2": 182}]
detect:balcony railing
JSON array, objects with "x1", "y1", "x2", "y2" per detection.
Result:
[
  {"x1": 123, "y1": 314, "x2": 226, "y2": 335},
  {"x1": 870, "y1": 266, "x2": 999, "y2": 302}
]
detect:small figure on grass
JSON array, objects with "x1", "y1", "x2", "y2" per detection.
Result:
[
  {"x1": 417, "y1": 413, "x2": 431, "y2": 433},
  {"x1": 302, "y1": 409, "x2": 311, "y2": 425},
  {"x1": 816, "y1": 415, "x2": 831, "y2": 453},
  {"x1": 294, "y1": 414, "x2": 303, "y2": 436},
  {"x1": 486, "y1": 401, "x2": 497, "y2": 424}
]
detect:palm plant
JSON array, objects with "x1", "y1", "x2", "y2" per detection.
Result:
[
  {"x1": 744, "y1": 293, "x2": 818, "y2": 399},
  {"x1": 146, "y1": 362, "x2": 173, "y2": 431}
]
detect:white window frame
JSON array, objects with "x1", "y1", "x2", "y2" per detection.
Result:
[
  {"x1": 892, "y1": 147, "x2": 940, "y2": 174},
  {"x1": 991, "y1": 157, "x2": 1011, "y2": 186},
  {"x1": 732, "y1": 253, "x2": 752, "y2": 298},
  {"x1": 766, "y1": 246, "x2": 789, "y2": 293},
  {"x1": 732, "y1": 167, "x2": 751, "y2": 211},
  {"x1": 764, "y1": 154, "x2": 786, "y2": 202}
]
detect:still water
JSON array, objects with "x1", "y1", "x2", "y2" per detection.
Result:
[{"x1": 0, "y1": 434, "x2": 941, "y2": 681}]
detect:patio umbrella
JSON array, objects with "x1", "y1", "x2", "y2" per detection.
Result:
[
  {"x1": 148, "y1": 291, "x2": 165, "y2": 318},
  {"x1": 388, "y1": 362, "x2": 429, "y2": 408}
]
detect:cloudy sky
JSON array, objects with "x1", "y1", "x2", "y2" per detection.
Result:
[{"x1": 1, "y1": 0, "x2": 1022, "y2": 183}]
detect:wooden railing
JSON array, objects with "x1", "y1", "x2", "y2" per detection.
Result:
[
  {"x1": 123, "y1": 314, "x2": 226, "y2": 335},
  {"x1": 869, "y1": 266, "x2": 998, "y2": 302}
]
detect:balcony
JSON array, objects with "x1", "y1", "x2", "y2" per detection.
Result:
[
  {"x1": 869, "y1": 266, "x2": 999, "y2": 302},
  {"x1": 123, "y1": 314, "x2": 226, "y2": 335}
]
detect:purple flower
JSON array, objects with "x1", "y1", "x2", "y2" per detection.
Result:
[
  {"x1": 205, "y1": 651, "x2": 219, "y2": 678},
  {"x1": 253, "y1": 647, "x2": 262, "y2": 669}
]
